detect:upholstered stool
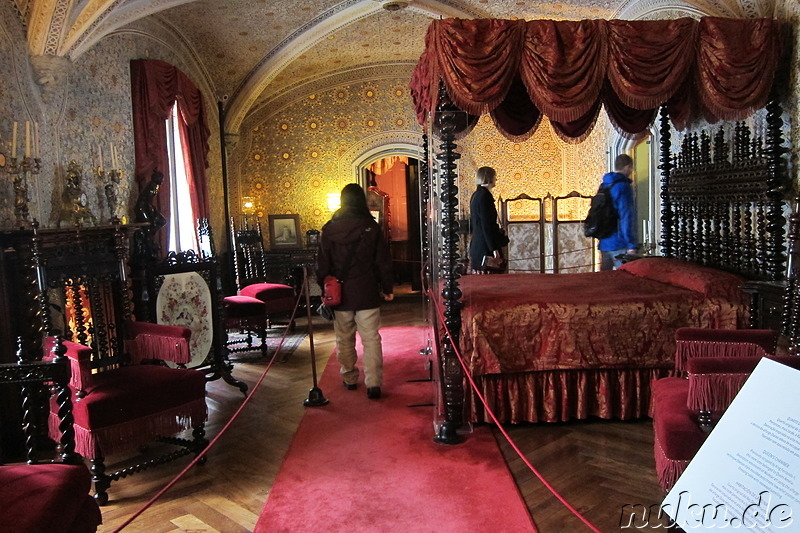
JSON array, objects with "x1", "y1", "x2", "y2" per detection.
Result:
[
  {"x1": 223, "y1": 295, "x2": 269, "y2": 357},
  {"x1": 651, "y1": 377, "x2": 706, "y2": 492},
  {"x1": 1, "y1": 463, "x2": 102, "y2": 533},
  {"x1": 238, "y1": 282, "x2": 296, "y2": 328}
]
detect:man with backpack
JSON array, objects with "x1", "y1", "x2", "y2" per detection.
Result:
[{"x1": 597, "y1": 154, "x2": 638, "y2": 270}]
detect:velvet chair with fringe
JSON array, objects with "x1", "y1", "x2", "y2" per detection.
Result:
[
  {"x1": 229, "y1": 217, "x2": 296, "y2": 329},
  {"x1": 0, "y1": 341, "x2": 102, "y2": 533},
  {"x1": 197, "y1": 218, "x2": 270, "y2": 358},
  {"x1": 651, "y1": 327, "x2": 800, "y2": 492},
  {"x1": 25, "y1": 223, "x2": 208, "y2": 506}
]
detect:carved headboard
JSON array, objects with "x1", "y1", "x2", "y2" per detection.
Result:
[{"x1": 658, "y1": 102, "x2": 788, "y2": 282}]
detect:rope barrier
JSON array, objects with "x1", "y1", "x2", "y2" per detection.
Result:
[
  {"x1": 427, "y1": 290, "x2": 604, "y2": 533},
  {"x1": 114, "y1": 263, "x2": 604, "y2": 530},
  {"x1": 113, "y1": 278, "x2": 308, "y2": 532}
]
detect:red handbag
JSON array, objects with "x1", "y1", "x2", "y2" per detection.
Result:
[
  {"x1": 321, "y1": 231, "x2": 363, "y2": 307},
  {"x1": 322, "y1": 275, "x2": 342, "y2": 306}
]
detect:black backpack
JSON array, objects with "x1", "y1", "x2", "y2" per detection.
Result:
[{"x1": 582, "y1": 180, "x2": 621, "y2": 239}]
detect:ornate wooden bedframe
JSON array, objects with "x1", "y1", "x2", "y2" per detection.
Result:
[
  {"x1": 410, "y1": 17, "x2": 793, "y2": 442},
  {"x1": 422, "y1": 103, "x2": 793, "y2": 437}
]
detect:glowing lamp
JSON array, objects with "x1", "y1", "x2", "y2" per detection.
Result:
[
  {"x1": 327, "y1": 193, "x2": 340, "y2": 212},
  {"x1": 241, "y1": 197, "x2": 256, "y2": 214}
]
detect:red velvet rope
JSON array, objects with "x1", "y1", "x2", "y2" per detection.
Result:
[
  {"x1": 113, "y1": 281, "x2": 306, "y2": 532},
  {"x1": 427, "y1": 289, "x2": 604, "y2": 533}
]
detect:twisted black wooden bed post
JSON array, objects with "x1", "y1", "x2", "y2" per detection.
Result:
[
  {"x1": 764, "y1": 97, "x2": 788, "y2": 282},
  {"x1": 658, "y1": 105, "x2": 674, "y2": 257},
  {"x1": 434, "y1": 83, "x2": 465, "y2": 444},
  {"x1": 420, "y1": 134, "x2": 431, "y2": 300}
]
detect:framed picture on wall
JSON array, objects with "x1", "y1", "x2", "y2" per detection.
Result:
[{"x1": 268, "y1": 214, "x2": 301, "y2": 248}]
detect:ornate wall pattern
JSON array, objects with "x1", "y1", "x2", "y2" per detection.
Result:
[
  {"x1": 236, "y1": 71, "x2": 608, "y2": 246},
  {"x1": 235, "y1": 76, "x2": 423, "y2": 237},
  {"x1": 0, "y1": 0, "x2": 42, "y2": 228},
  {"x1": 455, "y1": 113, "x2": 610, "y2": 222}
]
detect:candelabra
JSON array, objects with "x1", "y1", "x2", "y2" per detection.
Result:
[
  {"x1": 7, "y1": 155, "x2": 40, "y2": 228},
  {"x1": 100, "y1": 167, "x2": 123, "y2": 223}
]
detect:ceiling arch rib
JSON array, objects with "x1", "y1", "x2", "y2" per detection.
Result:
[
  {"x1": 27, "y1": 0, "x2": 70, "y2": 56},
  {"x1": 64, "y1": 0, "x2": 195, "y2": 58},
  {"x1": 224, "y1": 1, "x2": 384, "y2": 135},
  {"x1": 224, "y1": 0, "x2": 478, "y2": 135}
]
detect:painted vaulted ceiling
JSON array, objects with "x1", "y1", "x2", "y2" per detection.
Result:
[{"x1": 13, "y1": 0, "x2": 781, "y2": 134}]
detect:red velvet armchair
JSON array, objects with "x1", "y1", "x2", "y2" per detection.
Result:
[
  {"x1": 24, "y1": 223, "x2": 209, "y2": 506},
  {"x1": 0, "y1": 344, "x2": 102, "y2": 533},
  {"x1": 651, "y1": 327, "x2": 800, "y2": 491}
]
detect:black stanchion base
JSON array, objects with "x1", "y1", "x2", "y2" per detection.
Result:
[
  {"x1": 303, "y1": 387, "x2": 329, "y2": 407},
  {"x1": 434, "y1": 421, "x2": 464, "y2": 445}
]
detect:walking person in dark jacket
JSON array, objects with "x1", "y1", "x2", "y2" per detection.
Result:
[
  {"x1": 469, "y1": 166, "x2": 507, "y2": 274},
  {"x1": 316, "y1": 183, "x2": 394, "y2": 399}
]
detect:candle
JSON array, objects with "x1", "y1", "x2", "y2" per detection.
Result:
[
  {"x1": 34, "y1": 122, "x2": 40, "y2": 159},
  {"x1": 109, "y1": 143, "x2": 115, "y2": 169},
  {"x1": 11, "y1": 122, "x2": 17, "y2": 159},
  {"x1": 99, "y1": 144, "x2": 104, "y2": 169},
  {"x1": 24, "y1": 121, "x2": 30, "y2": 158}
]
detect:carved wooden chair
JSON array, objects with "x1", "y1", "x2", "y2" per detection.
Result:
[
  {"x1": 227, "y1": 217, "x2": 297, "y2": 356},
  {"x1": 0, "y1": 341, "x2": 102, "y2": 532},
  {"x1": 194, "y1": 218, "x2": 268, "y2": 359},
  {"x1": 651, "y1": 327, "x2": 800, "y2": 491},
  {"x1": 22, "y1": 223, "x2": 208, "y2": 505}
]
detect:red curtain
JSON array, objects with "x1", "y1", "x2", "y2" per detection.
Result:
[
  {"x1": 130, "y1": 59, "x2": 211, "y2": 255},
  {"x1": 410, "y1": 17, "x2": 783, "y2": 140}
]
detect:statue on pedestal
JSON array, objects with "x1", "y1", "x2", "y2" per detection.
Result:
[{"x1": 133, "y1": 170, "x2": 166, "y2": 264}]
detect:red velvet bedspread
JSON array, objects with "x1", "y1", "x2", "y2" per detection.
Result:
[
  {"x1": 459, "y1": 269, "x2": 748, "y2": 377},
  {"x1": 455, "y1": 259, "x2": 750, "y2": 423}
]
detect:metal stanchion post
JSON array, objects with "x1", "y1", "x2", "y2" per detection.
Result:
[{"x1": 302, "y1": 265, "x2": 328, "y2": 407}]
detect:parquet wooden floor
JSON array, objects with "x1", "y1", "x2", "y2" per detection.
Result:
[{"x1": 97, "y1": 286, "x2": 666, "y2": 533}]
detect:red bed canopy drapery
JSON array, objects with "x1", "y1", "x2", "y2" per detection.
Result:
[{"x1": 409, "y1": 17, "x2": 783, "y2": 141}]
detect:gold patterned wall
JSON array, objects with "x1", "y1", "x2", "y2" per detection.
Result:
[
  {"x1": 234, "y1": 73, "x2": 612, "y2": 242},
  {"x1": 234, "y1": 76, "x2": 423, "y2": 237},
  {"x1": 456, "y1": 112, "x2": 611, "y2": 221}
]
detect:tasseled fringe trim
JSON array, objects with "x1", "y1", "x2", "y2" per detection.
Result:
[
  {"x1": 43, "y1": 337, "x2": 93, "y2": 391},
  {"x1": 654, "y1": 435, "x2": 691, "y2": 492},
  {"x1": 127, "y1": 335, "x2": 191, "y2": 365},
  {"x1": 67, "y1": 355, "x2": 94, "y2": 392},
  {"x1": 49, "y1": 399, "x2": 207, "y2": 458},
  {"x1": 687, "y1": 372, "x2": 750, "y2": 413},
  {"x1": 675, "y1": 341, "x2": 767, "y2": 375}
]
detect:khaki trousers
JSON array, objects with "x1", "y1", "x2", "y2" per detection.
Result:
[{"x1": 333, "y1": 307, "x2": 383, "y2": 388}]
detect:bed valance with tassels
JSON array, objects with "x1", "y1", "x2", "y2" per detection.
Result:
[{"x1": 409, "y1": 17, "x2": 783, "y2": 142}]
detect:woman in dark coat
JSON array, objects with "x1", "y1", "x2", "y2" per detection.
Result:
[
  {"x1": 469, "y1": 166, "x2": 507, "y2": 273},
  {"x1": 316, "y1": 183, "x2": 394, "y2": 399}
]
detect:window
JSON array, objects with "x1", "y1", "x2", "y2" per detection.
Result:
[{"x1": 165, "y1": 102, "x2": 198, "y2": 253}]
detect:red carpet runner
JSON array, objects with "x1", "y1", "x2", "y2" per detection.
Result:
[{"x1": 254, "y1": 326, "x2": 537, "y2": 532}]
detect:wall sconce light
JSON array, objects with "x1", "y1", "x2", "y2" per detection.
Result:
[
  {"x1": 327, "y1": 193, "x2": 340, "y2": 212},
  {"x1": 242, "y1": 196, "x2": 256, "y2": 215}
]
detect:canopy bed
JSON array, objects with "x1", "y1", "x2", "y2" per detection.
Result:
[{"x1": 409, "y1": 17, "x2": 792, "y2": 440}]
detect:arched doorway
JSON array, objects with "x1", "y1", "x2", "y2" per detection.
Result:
[{"x1": 357, "y1": 151, "x2": 423, "y2": 291}]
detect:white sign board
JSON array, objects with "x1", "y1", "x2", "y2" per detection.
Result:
[{"x1": 661, "y1": 358, "x2": 800, "y2": 531}]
